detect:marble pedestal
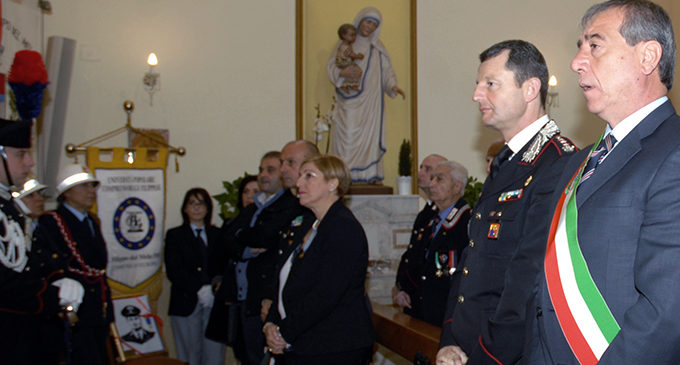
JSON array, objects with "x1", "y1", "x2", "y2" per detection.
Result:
[{"x1": 343, "y1": 194, "x2": 420, "y2": 304}]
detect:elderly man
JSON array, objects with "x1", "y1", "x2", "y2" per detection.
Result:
[
  {"x1": 526, "y1": 1, "x2": 680, "y2": 364},
  {"x1": 0, "y1": 120, "x2": 82, "y2": 365},
  {"x1": 38, "y1": 164, "x2": 112, "y2": 365},
  {"x1": 396, "y1": 160, "x2": 471, "y2": 326},
  {"x1": 393, "y1": 154, "x2": 447, "y2": 320},
  {"x1": 437, "y1": 40, "x2": 577, "y2": 365}
]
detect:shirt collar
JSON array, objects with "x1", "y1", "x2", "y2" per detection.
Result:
[
  {"x1": 254, "y1": 189, "x2": 285, "y2": 208},
  {"x1": 507, "y1": 115, "x2": 550, "y2": 156},
  {"x1": 190, "y1": 223, "x2": 205, "y2": 231},
  {"x1": 607, "y1": 96, "x2": 668, "y2": 144},
  {"x1": 63, "y1": 202, "x2": 88, "y2": 221}
]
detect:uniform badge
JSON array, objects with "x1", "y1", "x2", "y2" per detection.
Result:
[
  {"x1": 498, "y1": 189, "x2": 523, "y2": 202},
  {"x1": 291, "y1": 215, "x2": 303, "y2": 227},
  {"x1": 525, "y1": 175, "x2": 533, "y2": 186},
  {"x1": 488, "y1": 223, "x2": 500, "y2": 239}
]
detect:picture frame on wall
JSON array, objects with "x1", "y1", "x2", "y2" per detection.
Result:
[
  {"x1": 296, "y1": 0, "x2": 417, "y2": 190},
  {"x1": 110, "y1": 294, "x2": 166, "y2": 360}
]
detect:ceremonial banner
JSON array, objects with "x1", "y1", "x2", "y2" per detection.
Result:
[{"x1": 87, "y1": 147, "x2": 167, "y2": 300}]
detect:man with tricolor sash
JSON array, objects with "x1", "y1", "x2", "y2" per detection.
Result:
[
  {"x1": 526, "y1": 1, "x2": 680, "y2": 364},
  {"x1": 437, "y1": 40, "x2": 577, "y2": 365}
]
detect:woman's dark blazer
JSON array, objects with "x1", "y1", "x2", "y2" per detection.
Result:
[
  {"x1": 266, "y1": 200, "x2": 375, "y2": 355},
  {"x1": 165, "y1": 224, "x2": 220, "y2": 316}
]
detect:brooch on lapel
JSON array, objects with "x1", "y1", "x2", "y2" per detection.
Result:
[{"x1": 291, "y1": 215, "x2": 303, "y2": 227}]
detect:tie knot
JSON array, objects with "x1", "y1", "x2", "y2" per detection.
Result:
[
  {"x1": 490, "y1": 144, "x2": 512, "y2": 178},
  {"x1": 195, "y1": 228, "x2": 202, "y2": 237}
]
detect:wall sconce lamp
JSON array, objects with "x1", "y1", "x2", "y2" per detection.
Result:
[
  {"x1": 546, "y1": 75, "x2": 559, "y2": 119},
  {"x1": 143, "y1": 53, "x2": 160, "y2": 106}
]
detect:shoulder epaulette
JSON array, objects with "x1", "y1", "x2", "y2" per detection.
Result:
[{"x1": 521, "y1": 119, "x2": 560, "y2": 163}]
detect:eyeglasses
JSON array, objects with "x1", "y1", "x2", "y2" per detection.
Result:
[{"x1": 187, "y1": 201, "x2": 206, "y2": 208}]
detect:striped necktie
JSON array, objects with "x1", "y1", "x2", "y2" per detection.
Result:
[{"x1": 581, "y1": 133, "x2": 617, "y2": 184}]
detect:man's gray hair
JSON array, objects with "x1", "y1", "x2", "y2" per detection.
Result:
[
  {"x1": 438, "y1": 160, "x2": 468, "y2": 186},
  {"x1": 581, "y1": 0, "x2": 675, "y2": 90}
]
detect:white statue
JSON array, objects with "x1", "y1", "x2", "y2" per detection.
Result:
[{"x1": 327, "y1": 7, "x2": 405, "y2": 184}]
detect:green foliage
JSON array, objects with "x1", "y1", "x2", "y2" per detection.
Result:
[
  {"x1": 213, "y1": 172, "x2": 250, "y2": 220},
  {"x1": 464, "y1": 176, "x2": 484, "y2": 208},
  {"x1": 399, "y1": 139, "x2": 412, "y2": 176}
]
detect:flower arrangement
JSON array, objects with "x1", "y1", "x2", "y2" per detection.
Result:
[{"x1": 313, "y1": 97, "x2": 336, "y2": 153}]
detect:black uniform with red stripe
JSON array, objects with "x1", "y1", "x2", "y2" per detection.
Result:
[
  {"x1": 395, "y1": 201, "x2": 438, "y2": 319},
  {"x1": 0, "y1": 193, "x2": 62, "y2": 365},
  {"x1": 398, "y1": 198, "x2": 471, "y2": 327},
  {"x1": 440, "y1": 120, "x2": 577, "y2": 364}
]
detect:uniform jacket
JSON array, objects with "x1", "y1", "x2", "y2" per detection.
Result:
[
  {"x1": 526, "y1": 100, "x2": 680, "y2": 364},
  {"x1": 441, "y1": 120, "x2": 577, "y2": 365},
  {"x1": 0, "y1": 195, "x2": 62, "y2": 365},
  {"x1": 395, "y1": 201, "x2": 438, "y2": 319},
  {"x1": 39, "y1": 204, "x2": 114, "y2": 327},
  {"x1": 397, "y1": 199, "x2": 470, "y2": 326},
  {"x1": 266, "y1": 200, "x2": 375, "y2": 355},
  {"x1": 165, "y1": 223, "x2": 221, "y2": 316}
]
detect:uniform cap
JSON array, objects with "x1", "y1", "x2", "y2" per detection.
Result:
[{"x1": 56, "y1": 164, "x2": 100, "y2": 197}]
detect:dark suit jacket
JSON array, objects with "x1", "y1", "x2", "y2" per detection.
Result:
[
  {"x1": 225, "y1": 189, "x2": 302, "y2": 316},
  {"x1": 266, "y1": 200, "x2": 375, "y2": 355},
  {"x1": 526, "y1": 100, "x2": 680, "y2": 364},
  {"x1": 440, "y1": 121, "x2": 577, "y2": 365},
  {"x1": 165, "y1": 223, "x2": 220, "y2": 316}
]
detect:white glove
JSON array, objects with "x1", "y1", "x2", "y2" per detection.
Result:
[
  {"x1": 52, "y1": 278, "x2": 84, "y2": 312},
  {"x1": 197, "y1": 284, "x2": 214, "y2": 308}
]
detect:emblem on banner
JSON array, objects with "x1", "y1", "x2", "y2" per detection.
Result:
[{"x1": 113, "y1": 197, "x2": 156, "y2": 250}]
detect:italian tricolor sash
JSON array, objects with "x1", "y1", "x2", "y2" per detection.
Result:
[{"x1": 544, "y1": 134, "x2": 620, "y2": 364}]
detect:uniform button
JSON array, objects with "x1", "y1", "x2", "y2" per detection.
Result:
[
  {"x1": 497, "y1": 211, "x2": 503, "y2": 217},
  {"x1": 463, "y1": 267, "x2": 469, "y2": 275},
  {"x1": 52, "y1": 253, "x2": 59, "y2": 259},
  {"x1": 413, "y1": 230, "x2": 417, "y2": 234},
  {"x1": 283, "y1": 234, "x2": 287, "y2": 238},
  {"x1": 25, "y1": 266, "x2": 30, "y2": 271},
  {"x1": 469, "y1": 240, "x2": 474, "y2": 248},
  {"x1": 457, "y1": 295, "x2": 464, "y2": 304},
  {"x1": 197, "y1": 267, "x2": 202, "y2": 272},
  {"x1": 290, "y1": 232, "x2": 294, "y2": 236},
  {"x1": 489, "y1": 211, "x2": 496, "y2": 218},
  {"x1": 443, "y1": 232, "x2": 447, "y2": 236},
  {"x1": 278, "y1": 249, "x2": 283, "y2": 254},
  {"x1": 421, "y1": 276, "x2": 426, "y2": 281},
  {"x1": 101, "y1": 269, "x2": 106, "y2": 274},
  {"x1": 404, "y1": 259, "x2": 409, "y2": 263},
  {"x1": 36, "y1": 249, "x2": 42, "y2": 254},
  {"x1": 408, "y1": 244, "x2": 413, "y2": 249},
  {"x1": 475, "y1": 212, "x2": 481, "y2": 220},
  {"x1": 90, "y1": 288, "x2": 95, "y2": 293},
  {"x1": 18, "y1": 213, "x2": 23, "y2": 217}
]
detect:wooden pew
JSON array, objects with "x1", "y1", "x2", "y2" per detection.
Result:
[{"x1": 371, "y1": 301, "x2": 442, "y2": 362}]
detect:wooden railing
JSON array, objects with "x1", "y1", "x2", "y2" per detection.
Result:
[{"x1": 371, "y1": 301, "x2": 442, "y2": 362}]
